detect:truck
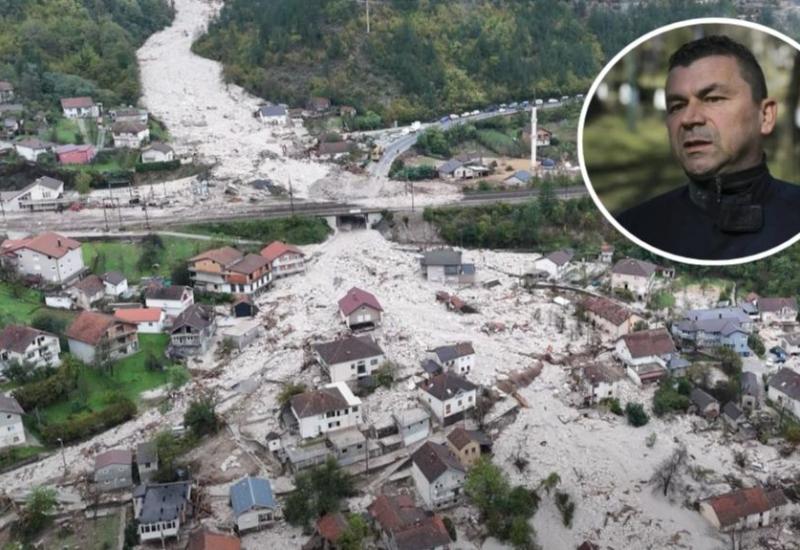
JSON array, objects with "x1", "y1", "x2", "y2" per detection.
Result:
[{"x1": 410, "y1": 121, "x2": 421, "y2": 133}]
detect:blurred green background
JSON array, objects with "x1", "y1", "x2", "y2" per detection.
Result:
[{"x1": 583, "y1": 23, "x2": 800, "y2": 215}]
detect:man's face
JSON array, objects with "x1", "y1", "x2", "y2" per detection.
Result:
[{"x1": 665, "y1": 54, "x2": 774, "y2": 179}]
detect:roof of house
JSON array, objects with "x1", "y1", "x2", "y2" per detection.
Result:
[
  {"x1": 621, "y1": 328, "x2": 676, "y2": 358},
  {"x1": 145, "y1": 285, "x2": 190, "y2": 301},
  {"x1": 419, "y1": 372, "x2": 477, "y2": 401},
  {"x1": 412, "y1": 441, "x2": 465, "y2": 482},
  {"x1": 543, "y1": 249, "x2": 574, "y2": 266},
  {"x1": 189, "y1": 246, "x2": 244, "y2": 267},
  {"x1": 137, "y1": 481, "x2": 192, "y2": 523},
  {"x1": 60, "y1": 96, "x2": 94, "y2": 109},
  {"x1": 581, "y1": 363, "x2": 622, "y2": 385},
  {"x1": 259, "y1": 104, "x2": 287, "y2": 117},
  {"x1": 15, "y1": 138, "x2": 51, "y2": 150},
  {"x1": 580, "y1": 296, "x2": 635, "y2": 326},
  {"x1": 260, "y1": 241, "x2": 303, "y2": 262},
  {"x1": 101, "y1": 271, "x2": 126, "y2": 285},
  {"x1": 55, "y1": 144, "x2": 95, "y2": 155},
  {"x1": 136, "y1": 441, "x2": 157, "y2": 465},
  {"x1": 34, "y1": 176, "x2": 64, "y2": 190},
  {"x1": 316, "y1": 512, "x2": 348, "y2": 542},
  {"x1": 438, "y1": 159, "x2": 463, "y2": 174},
  {"x1": 741, "y1": 371, "x2": 761, "y2": 396},
  {"x1": 447, "y1": 426, "x2": 489, "y2": 451},
  {"x1": 703, "y1": 487, "x2": 787, "y2": 528},
  {"x1": 0, "y1": 81, "x2": 12, "y2": 91},
  {"x1": 368, "y1": 494, "x2": 427, "y2": 533},
  {"x1": 782, "y1": 333, "x2": 800, "y2": 346},
  {"x1": 612, "y1": 258, "x2": 657, "y2": 278},
  {"x1": 230, "y1": 476, "x2": 276, "y2": 517},
  {"x1": 393, "y1": 515, "x2": 451, "y2": 550},
  {"x1": 338, "y1": 286, "x2": 383, "y2": 316},
  {"x1": 143, "y1": 142, "x2": 173, "y2": 154},
  {"x1": 431, "y1": 342, "x2": 475, "y2": 363},
  {"x1": 314, "y1": 335, "x2": 384, "y2": 365},
  {"x1": 420, "y1": 358, "x2": 443, "y2": 375},
  {"x1": 506, "y1": 170, "x2": 532, "y2": 183},
  {"x1": 2, "y1": 231, "x2": 80, "y2": 258},
  {"x1": 685, "y1": 307, "x2": 750, "y2": 324},
  {"x1": 227, "y1": 253, "x2": 269, "y2": 275},
  {"x1": 758, "y1": 297, "x2": 798, "y2": 313},
  {"x1": 112, "y1": 120, "x2": 148, "y2": 134},
  {"x1": 291, "y1": 385, "x2": 349, "y2": 418},
  {"x1": 722, "y1": 402, "x2": 743, "y2": 421},
  {"x1": 690, "y1": 388, "x2": 718, "y2": 410},
  {"x1": 73, "y1": 274, "x2": 105, "y2": 296},
  {"x1": 676, "y1": 317, "x2": 748, "y2": 337},
  {"x1": 0, "y1": 395, "x2": 24, "y2": 415},
  {"x1": 393, "y1": 407, "x2": 430, "y2": 427},
  {"x1": 421, "y1": 248, "x2": 462, "y2": 267},
  {"x1": 95, "y1": 449, "x2": 132, "y2": 470},
  {"x1": 318, "y1": 141, "x2": 353, "y2": 155},
  {"x1": 0, "y1": 325, "x2": 55, "y2": 354},
  {"x1": 171, "y1": 304, "x2": 214, "y2": 333},
  {"x1": 186, "y1": 530, "x2": 241, "y2": 550},
  {"x1": 114, "y1": 308, "x2": 163, "y2": 324},
  {"x1": 769, "y1": 367, "x2": 800, "y2": 400},
  {"x1": 66, "y1": 311, "x2": 127, "y2": 345}
]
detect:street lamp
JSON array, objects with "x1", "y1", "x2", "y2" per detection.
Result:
[{"x1": 56, "y1": 437, "x2": 67, "y2": 476}]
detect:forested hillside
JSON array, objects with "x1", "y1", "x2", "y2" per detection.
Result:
[
  {"x1": 193, "y1": 0, "x2": 734, "y2": 123},
  {"x1": 0, "y1": 0, "x2": 174, "y2": 108}
]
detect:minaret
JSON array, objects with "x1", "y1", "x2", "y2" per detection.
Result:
[{"x1": 530, "y1": 106, "x2": 537, "y2": 171}]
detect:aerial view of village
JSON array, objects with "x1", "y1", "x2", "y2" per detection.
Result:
[{"x1": 1, "y1": 0, "x2": 800, "y2": 549}]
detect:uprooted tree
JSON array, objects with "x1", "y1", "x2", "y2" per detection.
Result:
[{"x1": 650, "y1": 445, "x2": 689, "y2": 498}]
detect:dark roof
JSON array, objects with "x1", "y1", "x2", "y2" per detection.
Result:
[
  {"x1": 421, "y1": 249, "x2": 462, "y2": 267},
  {"x1": 318, "y1": 141, "x2": 353, "y2": 155},
  {"x1": 704, "y1": 487, "x2": 787, "y2": 528},
  {"x1": 722, "y1": 402, "x2": 743, "y2": 421},
  {"x1": 0, "y1": 395, "x2": 24, "y2": 415},
  {"x1": 314, "y1": 335, "x2": 384, "y2": 365},
  {"x1": 431, "y1": 342, "x2": 474, "y2": 363},
  {"x1": 73, "y1": 274, "x2": 105, "y2": 296},
  {"x1": 419, "y1": 372, "x2": 477, "y2": 401},
  {"x1": 741, "y1": 371, "x2": 761, "y2": 396},
  {"x1": 259, "y1": 104, "x2": 287, "y2": 117},
  {"x1": 338, "y1": 286, "x2": 383, "y2": 316},
  {"x1": 227, "y1": 253, "x2": 269, "y2": 275},
  {"x1": 291, "y1": 385, "x2": 349, "y2": 418},
  {"x1": 145, "y1": 285, "x2": 190, "y2": 301},
  {"x1": 690, "y1": 388, "x2": 718, "y2": 409},
  {"x1": 621, "y1": 328, "x2": 676, "y2": 358},
  {"x1": 447, "y1": 427, "x2": 489, "y2": 451},
  {"x1": 0, "y1": 325, "x2": 55, "y2": 354},
  {"x1": 111, "y1": 120, "x2": 147, "y2": 134},
  {"x1": 95, "y1": 449, "x2": 132, "y2": 470},
  {"x1": 136, "y1": 441, "x2": 157, "y2": 465},
  {"x1": 368, "y1": 494, "x2": 426, "y2": 533},
  {"x1": 100, "y1": 271, "x2": 126, "y2": 285},
  {"x1": 136, "y1": 481, "x2": 191, "y2": 523},
  {"x1": 393, "y1": 515, "x2": 451, "y2": 550},
  {"x1": 411, "y1": 441, "x2": 465, "y2": 482},
  {"x1": 581, "y1": 296, "x2": 635, "y2": 326},
  {"x1": 506, "y1": 170, "x2": 532, "y2": 183},
  {"x1": 421, "y1": 359, "x2": 442, "y2": 376},
  {"x1": 171, "y1": 304, "x2": 214, "y2": 333},
  {"x1": 612, "y1": 258, "x2": 657, "y2": 277},
  {"x1": 66, "y1": 311, "x2": 130, "y2": 345},
  {"x1": 581, "y1": 363, "x2": 622, "y2": 385},
  {"x1": 769, "y1": 368, "x2": 800, "y2": 400},
  {"x1": 230, "y1": 476, "x2": 276, "y2": 517},
  {"x1": 759, "y1": 297, "x2": 798, "y2": 313},
  {"x1": 544, "y1": 249, "x2": 574, "y2": 266},
  {"x1": 438, "y1": 159, "x2": 463, "y2": 174},
  {"x1": 34, "y1": 176, "x2": 63, "y2": 190},
  {"x1": 144, "y1": 142, "x2": 173, "y2": 154}
]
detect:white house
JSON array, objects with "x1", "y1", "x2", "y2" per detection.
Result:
[
  {"x1": 427, "y1": 342, "x2": 475, "y2": 376},
  {"x1": 111, "y1": 121, "x2": 150, "y2": 149},
  {"x1": 144, "y1": 285, "x2": 194, "y2": 319},
  {"x1": 109, "y1": 107, "x2": 148, "y2": 124},
  {"x1": 0, "y1": 176, "x2": 63, "y2": 212},
  {"x1": 229, "y1": 476, "x2": 279, "y2": 533},
  {"x1": 780, "y1": 333, "x2": 800, "y2": 355},
  {"x1": 393, "y1": 407, "x2": 431, "y2": 446},
  {"x1": 533, "y1": 249, "x2": 574, "y2": 280},
  {"x1": 101, "y1": 271, "x2": 128, "y2": 297},
  {"x1": 615, "y1": 328, "x2": 676, "y2": 385},
  {"x1": 338, "y1": 287, "x2": 383, "y2": 329},
  {"x1": 767, "y1": 368, "x2": 800, "y2": 418},
  {"x1": 411, "y1": 441, "x2": 466, "y2": 510},
  {"x1": 611, "y1": 258, "x2": 657, "y2": 299},
  {"x1": 69, "y1": 274, "x2": 106, "y2": 310},
  {"x1": 114, "y1": 308, "x2": 166, "y2": 334},
  {"x1": 260, "y1": 241, "x2": 305, "y2": 278},
  {"x1": 580, "y1": 296, "x2": 642, "y2": 339},
  {"x1": 418, "y1": 373, "x2": 478, "y2": 426},
  {"x1": 699, "y1": 486, "x2": 787, "y2": 532},
  {"x1": 290, "y1": 382, "x2": 363, "y2": 439},
  {"x1": 61, "y1": 97, "x2": 100, "y2": 118},
  {"x1": 141, "y1": 142, "x2": 174, "y2": 163},
  {"x1": 313, "y1": 335, "x2": 386, "y2": 384},
  {"x1": 257, "y1": 104, "x2": 288, "y2": 125},
  {"x1": 0, "y1": 325, "x2": 61, "y2": 374},
  {"x1": 578, "y1": 364, "x2": 623, "y2": 405},
  {"x1": 14, "y1": 138, "x2": 52, "y2": 162},
  {"x1": 0, "y1": 395, "x2": 26, "y2": 449},
  {"x1": 188, "y1": 247, "x2": 272, "y2": 296},
  {"x1": 134, "y1": 481, "x2": 192, "y2": 542},
  {"x1": 0, "y1": 232, "x2": 85, "y2": 285},
  {"x1": 757, "y1": 297, "x2": 798, "y2": 325}
]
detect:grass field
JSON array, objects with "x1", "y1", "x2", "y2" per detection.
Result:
[
  {"x1": 476, "y1": 129, "x2": 523, "y2": 157},
  {"x1": 54, "y1": 118, "x2": 81, "y2": 144},
  {"x1": 0, "y1": 283, "x2": 43, "y2": 323},
  {"x1": 184, "y1": 216, "x2": 332, "y2": 245},
  {"x1": 53, "y1": 513, "x2": 119, "y2": 549}
]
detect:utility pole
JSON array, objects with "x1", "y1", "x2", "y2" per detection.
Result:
[
  {"x1": 115, "y1": 198, "x2": 122, "y2": 227},
  {"x1": 365, "y1": 0, "x2": 370, "y2": 34},
  {"x1": 143, "y1": 200, "x2": 151, "y2": 230},
  {"x1": 102, "y1": 201, "x2": 109, "y2": 232},
  {"x1": 288, "y1": 176, "x2": 295, "y2": 217},
  {"x1": 57, "y1": 437, "x2": 67, "y2": 477}
]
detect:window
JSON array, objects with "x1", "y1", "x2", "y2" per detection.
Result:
[
  {"x1": 352, "y1": 405, "x2": 358, "y2": 412},
  {"x1": 370, "y1": 358, "x2": 378, "y2": 365}
]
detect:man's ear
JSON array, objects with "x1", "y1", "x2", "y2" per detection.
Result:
[{"x1": 759, "y1": 97, "x2": 777, "y2": 136}]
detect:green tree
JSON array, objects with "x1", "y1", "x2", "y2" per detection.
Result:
[
  {"x1": 184, "y1": 396, "x2": 219, "y2": 437},
  {"x1": 284, "y1": 458, "x2": 355, "y2": 527},
  {"x1": 167, "y1": 365, "x2": 190, "y2": 389},
  {"x1": 338, "y1": 513, "x2": 370, "y2": 550},
  {"x1": 653, "y1": 381, "x2": 690, "y2": 417},
  {"x1": 277, "y1": 381, "x2": 307, "y2": 407},
  {"x1": 625, "y1": 402, "x2": 649, "y2": 427},
  {"x1": 14, "y1": 486, "x2": 56, "y2": 538},
  {"x1": 747, "y1": 334, "x2": 765, "y2": 358},
  {"x1": 75, "y1": 171, "x2": 93, "y2": 195}
]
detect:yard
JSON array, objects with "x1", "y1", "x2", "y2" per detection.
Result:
[
  {"x1": 0, "y1": 282, "x2": 42, "y2": 323},
  {"x1": 48, "y1": 511, "x2": 121, "y2": 550},
  {"x1": 54, "y1": 118, "x2": 81, "y2": 145}
]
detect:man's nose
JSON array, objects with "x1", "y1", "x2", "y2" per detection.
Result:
[{"x1": 680, "y1": 100, "x2": 705, "y2": 128}]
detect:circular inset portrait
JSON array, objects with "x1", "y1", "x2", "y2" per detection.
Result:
[{"x1": 579, "y1": 18, "x2": 800, "y2": 265}]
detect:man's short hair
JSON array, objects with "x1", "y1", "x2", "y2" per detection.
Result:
[{"x1": 668, "y1": 35, "x2": 768, "y2": 103}]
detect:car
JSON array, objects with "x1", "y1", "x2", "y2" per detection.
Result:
[
  {"x1": 498, "y1": 107, "x2": 506, "y2": 113},
  {"x1": 547, "y1": 98, "x2": 558, "y2": 104},
  {"x1": 471, "y1": 109, "x2": 480, "y2": 116},
  {"x1": 535, "y1": 99, "x2": 544, "y2": 106},
  {"x1": 769, "y1": 346, "x2": 787, "y2": 362},
  {"x1": 561, "y1": 95, "x2": 569, "y2": 101},
  {"x1": 521, "y1": 101, "x2": 529, "y2": 107},
  {"x1": 449, "y1": 113, "x2": 460, "y2": 120},
  {"x1": 461, "y1": 111, "x2": 471, "y2": 118},
  {"x1": 509, "y1": 102, "x2": 519, "y2": 108},
  {"x1": 500, "y1": 103, "x2": 507, "y2": 108},
  {"x1": 439, "y1": 116, "x2": 450, "y2": 123},
  {"x1": 576, "y1": 94, "x2": 585, "y2": 100}
]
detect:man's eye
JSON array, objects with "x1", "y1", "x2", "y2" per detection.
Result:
[
  {"x1": 667, "y1": 104, "x2": 684, "y2": 114},
  {"x1": 705, "y1": 96, "x2": 724, "y2": 103}
]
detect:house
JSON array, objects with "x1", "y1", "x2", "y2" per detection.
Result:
[
  {"x1": 230, "y1": 476, "x2": 279, "y2": 533},
  {"x1": 114, "y1": 308, "x2": 166, "y2": 334},
  {"x1": 313, "y1": 512, "x2": 348, "y2": 549},
  {"x1": 699, "y1": 486, "x2": 787, "y2": 532},
  {"x1": 14, "y1": 138, "x2": 52, "y2": 162},
  {"x1": 260, "y1": 241, "x2": 305, "y2": 278},
  {"x1": 577, "y1": 363, "x2": 624, "y2": 404},
  {"x1": 780, "y1": 333, "x2": 800, "y2": 355},
  {"x1": 437, "y1": 159, "x2": 489, "y2": 180},
  {"x1": 503, "y1": 170, "x2": 533, "y2": 186},
  {"x1": 0, "y1": 395, "x2": 25, "y2": 449},
  {"x1": 522, "y1": 124, "x2": 552, "y2": 146},
  {"x1": 0, "y1": 81, "x2": 13, "y2": 103},
  {"x1": 689, "y1": 388, "x2": 720, "y2": 419},
  {"x1": 133, "y1": 481, "x2": 192, "y2": 542},
  {"x1": 144, "y1": 285, "x2": 194, "y2": 318},
  {"x1": 257, "y1": 104, "x2": 288, "y2": 124},
  {"x1": 446, "y1": 427, "x2": 491, "y2": 468},
  {"x1": 767, "y1": 367, "x2": 800, "y2": 418},
  {"x1": 327, "y1": 427, "x2": 370, "y2": 466},
  {"x1": 186, "y1": 530, "x2": 241, "y2": 550},
  {"x1": 317, "y1": 141, "x2": 355, "y2": 159},
  {"x1": 109, "y1": 107, "x2": 148, "y2": 125},
  {"x1": 722, "y1": 402, "x2": 745, "y2": 431},
  {"x1": 420, "y1": 249, "x2": 475, "y2": 284},
  {"x1": 757, "y1": 297, "x2": 798, "y2": 325},
  {"x1": 313, "y1": 335, "x2": 386, "y2": 384},
  {"x1": 290, "y1": 382, "x2": 363, "y2": 439},
  {"x1": 0, "y1": 231, "x2": 85, "y2": 285},
  {"x1": 599, "y1": 243, "x2": 615, "y2": 263},
  {"x1": 70, "y1": 274, "x2": 106, "y2": 309},
  {"x1": 61, "y1": 96, "x2": 100, "y2": 118},
  {"x1": 141, "y1": 142, "x2": 174, "y2": 163},
  {"x1": 136, "y1": 441, "x2": 158, "y2": 483},
  {"x1": 338, "y1": 286, "x2": 383, "y2": 329},
  {"x1": 56, "y1": 144, "x2": 96, "y2": 165},
  {"x1": 221, "y1": 320, "x2": 261, "y2": 351},
  {"x1": 368, "y1": 494, "x2": 452, "y2": 550},
  {"x1": 231, "y1": 295, "x2": 258, "y2": 318},
  {"x1": 672, "y1": 307, "x2": 751, "y2": 356},
  {"x1": 0, "y1": 325, "x2": 61, "y2": 373},
  {"x1": 533, "y1": 249, "x2": 574, "y2": 280},
  {"x1": 0, "y1": 176, "x2": 64, "y2": 212},
  {"x1": 580, "y1": 296, "x2": 642, "y2": 339},
  {"x1": 65, "y1": 311, "x2": 139, "y2": 364},
  {"x1": 427, "y1": 342, "x2": 475, "y2": 376},
  {"x1": 411, "y1": 441, "x2": 466, "y2": 510},
  {"x1": 111, "y1": 121, "x2": 150, "y2": 148},
  {"x1": 615, "y1": 328, "x2": 676, "y2": 385},
  {"x1": 306, "y1": 97, "x2": 331, "y2": 112},
  {"x1": 610, "y1": 258, "x2": 657, "y2": 299},
  {"x1": 169, "y1": 304, "x2": 216, "y2": 356},
  {"x1": 339, "y1": 105, "x2": 357, "y2": 117},
  {"x1": 420, "y1": 358, "x2": 443, "y2": 379},
  {"x1": 188, "y1": 247, "x2": 271, "y2": 295},
  {"x1": 94, "y1": 449, "x2": 133, "y2": 492},
  {"x1": 101, "y1": 271, "x2": 128, "y2": 297},
  {"x1": 741, "y1": 371, "x2": 762, "y2": 411},
  {"x1": 393, "y1": 408, "x2": 431, "y2": 446},
  {"x1": 418, "y1": 372, "x2": 478, "y2": 426},
  {"x1": 284, "y1": 440, "x2": 331, "y2": 472},
  {"x1": 2, "y1": 115, "x2": 19, "y2": 139}
]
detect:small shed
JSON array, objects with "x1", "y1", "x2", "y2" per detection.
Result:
[
  {"x1": 222, "y1": 320, "x2": 262, "y2": 351},
  {"x1": 229, "y1": 476, "x2": 279, "y2": 532},
  {"x1": 231, "y1": 295, "x2": 258, "y2": 318}
]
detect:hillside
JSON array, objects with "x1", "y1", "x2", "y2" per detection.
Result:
[
  {"x1": 0, "y1": 0, "x2": 174, "y2": 108},
  {"x1": 192, "y1": 0, "x2": 734, "y2": 124}
]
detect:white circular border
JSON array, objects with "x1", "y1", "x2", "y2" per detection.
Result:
[{"x1": 577, "y1": 16, "x2": 800, "y2": 266}]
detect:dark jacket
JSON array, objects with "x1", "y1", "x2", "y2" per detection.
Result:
[{"x1": 617, "y1": 161, "x2": 800, "y2": 260}]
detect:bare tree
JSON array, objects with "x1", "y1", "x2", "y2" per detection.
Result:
[{"x1": 650, "y1": 445, "x2": 688, "y2": 498}]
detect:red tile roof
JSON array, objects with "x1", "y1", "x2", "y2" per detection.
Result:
[
  {"x1": 368, "y1": 494, "x2": 426, "y2": 532},
  {"x1": 620, "y1": 328, "x2": 676, "y2": 358},
  {"x1": 581, "y1": 296, "x2": 635, "y2": 327},
  {"x1": 114, "y1": 308, "x2": 163, "y2": 324},
  {"x1": 316, "y1": 512, "x2": 347, "y2": 542},
  {"x1": 704, "y1": 487, "x2": 787, "y2": 528},
  {"x1": 1, "y1": 232, "x2": 81, "y2": 258},
  {"x1": 338, "y1": 286, "x2": 383, "y2": 316},
  {"x1": 189, "y1": 246, "x2": 244, "y2": 267},
  {"x1": 260, "y1": 241, "x2": 303, "y2": 262},
  {"x1": 66, "y1": 311, "x2": 131, "y2": 345},
  {"x1": 60, "y1": 96, "x2": 94, "y2": 109},
  {"x1": 94, "y1": 449, "x2": 132, "y2": 470}
]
